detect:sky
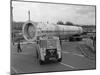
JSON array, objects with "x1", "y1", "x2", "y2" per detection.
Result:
[{"x1": 12, "y1": 1, "x2": 96, "y2": 25}]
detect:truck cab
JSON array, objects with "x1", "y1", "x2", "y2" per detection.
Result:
[{"x1": 36, "y1": 36, "x2": 62, "y2": 65}]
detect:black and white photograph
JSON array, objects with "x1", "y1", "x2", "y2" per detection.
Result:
[{"x1": 11, "y1": 0, "x2": 96, "y2": 74}]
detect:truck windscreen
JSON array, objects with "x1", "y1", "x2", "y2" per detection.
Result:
[
  {"x1": 39, "y1": 39, "x2": 57, "y2": 49},
  {"x1": 47, "y1": 40, "x2": 57, "y2": 49}
]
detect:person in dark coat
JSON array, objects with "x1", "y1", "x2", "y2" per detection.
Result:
[
  {"x1": 90, "y1": 36, "x2": 96, "y2": 47},
  {"x1": 90, "y1": 36, "x2": 96, "y2": 46},
  {"x1": 17, "y1": 40, "x2": 22, "y2": 53}
]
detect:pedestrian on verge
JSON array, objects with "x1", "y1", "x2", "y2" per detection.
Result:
[{"x1": 17, "y1": 40, "x2": 22, "y2": 53}]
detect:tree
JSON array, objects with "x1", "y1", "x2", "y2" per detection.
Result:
[
  {"x1": 65, "y1": 21, "x2": 74, "y2": 25},
  {"x1": 57, "y1": 21, "x2": 64, "y2": 25}
]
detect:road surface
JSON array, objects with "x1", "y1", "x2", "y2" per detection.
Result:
[{"x1": 11, "y1": 38, "x2": 96, "y2": 74}]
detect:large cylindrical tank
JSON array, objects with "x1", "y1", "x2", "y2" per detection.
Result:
[
  {"x1": 22, "y1": 21, "x2": 83, "y2": 42},
  {"x1": 56, "y1": 24, "x2": 83, "y2": 35}
]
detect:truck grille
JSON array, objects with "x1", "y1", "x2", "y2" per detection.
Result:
[{"x1": 46, "y1": 49, "x2": 57, "y2": 56}]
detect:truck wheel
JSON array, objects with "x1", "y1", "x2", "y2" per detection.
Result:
[
  {"x1": 69, "y1": 37, "x2": 74, "y2": 41},
  {"x1": 69, "y1": 38, "x2": 72, "y2": 41},
  {"x1": 39, "y1": 60, "x2": 44, "y2": 65},
  {"x1": 79, "y1": 38, "x2": 82, "y2": 41},
  {"x1": 76, "y1": 38, "x2": 82, "y2": 41},
  {"x1": 58, "y1": 58, "x2": 62, "y2": 62}
]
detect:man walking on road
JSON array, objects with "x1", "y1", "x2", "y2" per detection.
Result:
[{"x1": 17, "y1": 40, "x2": 22, "y2": 53}]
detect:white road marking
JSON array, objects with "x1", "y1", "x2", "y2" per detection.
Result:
[
  {"x1": 62, "y1": 51, "x2": 84, "y2": 57},
  {"x1": 78, "y1": 46, "x2": 87, "y2": 56},
  {"x1": 60, "y1": 62, "x2": 75, "y2": 69},
  {"x1": 62, "y1": 51, "x2": 70, "y2": 54},
  {"x1": 73, "y1": 53, "x2": 84, "y2": 57},
  {"x1": 11, "y1": 66, "x2": 18, "y2": 73}
]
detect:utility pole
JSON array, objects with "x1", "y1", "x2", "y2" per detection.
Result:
[
  {"x1": 11, "y1": 6, "x2": 13, "y2": 23},
  {"x1": 11, "y1": 6, "x2": 14, "y2": 45},
  {"x1": 28, "y1": 10, "x2": 30, "y2": 21}
]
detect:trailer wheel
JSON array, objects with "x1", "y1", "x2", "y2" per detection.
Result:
[
  {"x1": 76, "y1": 38, "x2": 82, "y2": 41},
  {"x1": 58, "y1": 58, "x2": 62, "y2": 62},
  {"x1": 69, "y1": 37, "x2": 74, "y2": 41}
]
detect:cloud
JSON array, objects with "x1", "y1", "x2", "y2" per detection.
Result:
[
  {"x1": 76, "y1": 6, "x2": 95, "y2": 15},
  {"x1": 12, "y1": 1, "x2": 96, "y2": 25}
]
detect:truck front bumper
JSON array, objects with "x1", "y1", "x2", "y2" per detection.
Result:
[{"x1": 45, "y1": 54, "x2": 58, "y2": 62}]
